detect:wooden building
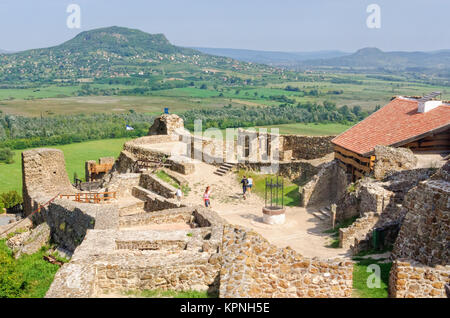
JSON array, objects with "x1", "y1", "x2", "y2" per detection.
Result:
[{"x1": 331, "y1": 94, "x2": 450, "y2": 181}]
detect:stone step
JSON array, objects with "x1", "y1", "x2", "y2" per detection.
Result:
[
  {"x1": 222, "y1": 163, "x2": 234, "y2": 168},
  {"x1": 214, "y1": 171, "x2": 226, "y2": 176},
  {"x1": 319, "y1": 208, "x2": 331, "y2": 218},
  {"x1": 311, "y1": 212, "x2": 326, "y2": 221}
]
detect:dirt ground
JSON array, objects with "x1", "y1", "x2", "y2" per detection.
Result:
[{"x1": 176, "y1": 161, "x2": 350, "y2": 260}]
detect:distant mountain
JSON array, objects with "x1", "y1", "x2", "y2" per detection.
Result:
[
  {"x1": 298, "y1": 47, "x2": 450, "y2": 73},
  {"x1": 0, "y1": 49, "x2": 12, "y2": 54},
  {"x1": 0, "y1": 26, "x2": 272, "y2": 84},
  {"x1": 191, "y1": 47, "x2": 349, "y2": 66}
]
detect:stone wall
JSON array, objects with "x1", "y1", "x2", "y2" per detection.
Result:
[
  {"x1": 391, "y1": 175, "x2": 449, "y2": 266},
  {"x1": 148, "y1": 114, "x2": 186, "y2": 136},
  {"x1": 31, "y1": 198, "x2": 119, "y2": 252},
  {"x1": 282, "y1": 135, "x2": 334, "y2": 160},
  {"x1": 46, "y1": 228, "x2": 223, "y2": 297},
  {"x1": 237, "y1": 128, "x2": 335, "y2": 161},
  {"x1": 105, "y1": 173, "x2": 141, "y2": 198},
  {"x1": 373, "y1": 145, "x2": 418, "y2": 180},
  {"x1": 22, "y1": 148, "x2": 76, "y2": 216},
  {"x1": 139, "y1": 172, "x2": 177, "y2": 199},
  {"x1": 389, "y1": 259, "x2": 450, "y2": 298},
  {"x1": 301, "y1": 160, "x2": 348, "y2": 207},
  {"x1": 339, "y1": 212, "x2": 379, "y2": 249},
  {"x1": 219, "y1": 225, "x2": 353, "y2": 298}
]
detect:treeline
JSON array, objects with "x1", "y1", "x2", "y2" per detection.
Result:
[
  {"x1": 0, "y1": 112, "x2": 153, "y2": 150},
  {"x1": 182, "y1": 101, "x2": 372, "y2": 130},
  {"x1": 0, "y1": 102, "x2": 374, "y2": 150}
]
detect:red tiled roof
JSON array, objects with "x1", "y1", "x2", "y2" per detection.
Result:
[{"x1": 331, "y1": 97, "x2": 450, "y2": 156}]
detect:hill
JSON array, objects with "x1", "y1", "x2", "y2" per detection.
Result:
[
  {"x1": 0, "y1": 26, "x2": 276, "y2": 85},
  {"x1": 297, "y1": 47, "x2": 450, "y2": 76},
  {"x1": 191, "y1": 47, "x2": 348, "y2": 66}
]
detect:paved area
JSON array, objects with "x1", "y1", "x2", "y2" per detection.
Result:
[{"x1": 176, "y1": 161, "x2": 350, "y2": 259}]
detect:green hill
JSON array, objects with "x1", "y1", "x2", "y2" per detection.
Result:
[{"x1": 0, "y1": 26, "x2": 274, "y2": 85}]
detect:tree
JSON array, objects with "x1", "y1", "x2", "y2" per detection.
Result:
[
  {"x1": 0, "y1": 148, "x2": 14, "y2": 164},
  {"x1": 0, "y1": 191, "x2": 23, "y2": 209}
]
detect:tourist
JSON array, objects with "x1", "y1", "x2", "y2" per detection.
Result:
[
  {"x1": 203, "y1": 186, "x2": 211, "y2": 208},
  {"x1": 247, "y1": 176, "x2": 253, "y2": 195},
  {"x1": 175, "y1": 187, "x2": 182, "y2": 206},
  {"x1": 240, "y1": 176, "x2": 248, "y2": 200}
]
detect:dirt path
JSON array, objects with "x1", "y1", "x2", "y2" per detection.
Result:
[{"x1": 177, "y1": 162, "x2": 350, "y2": 260}]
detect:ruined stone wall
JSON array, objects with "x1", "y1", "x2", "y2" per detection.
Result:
[
  {"x1": 339, "y1": 212, "x2": 379, "y2": 249},
  {"x1": 237, "y1": 128, "x2": 335, "y2": 161},
  {"x1": 131, "y1": 186, "x2": 180, "y2": 212},
  {"x1": 22, "y1": 148, "x2": 76, "y2": 216},
  {"x1": 391, "y1": 178, "x2": 449, "y2": 266},
  {"x1": 219, "y1": 225, "x2": 353, "y2": 298},
  {"x1": 105, "y1": 173, "x2": 141, "y2": 198},
  {"x1": 148, "y1": 114, "x2": 185, "y2": 136},
  {"x1": 31, "y1": 199, "x2": 119, "y2": 252},
  {"x1": 94, "y1": 254, "x2": 221, "y2": 295},
  {"x1": 389, "y1": 260, "x2": 450, "y2": 298},
  {"x1": 119, "y1": 207, "x2": 193, "y2": 228},
  {"x1": 301, "y1": 160, "x2": 348, "y2": 207},
  {"x1": 139, "y1": 173, "x2": 176, "y2": 199},
  {"x1": 282, "y1": 135, "x2": 334, "y2": 160},
  {"x1": 373, "y1": 145, "x2": 418, "y2": 180}
]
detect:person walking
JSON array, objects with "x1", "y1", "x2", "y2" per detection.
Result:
[
  {"x1": 240, "y1": 176, "x2": 248, "y2": 200},
  {"x1": 175, "y1": 187, "x2": 183, "y2": 206},
  {"x1": 247, "y1": 176, "x2": 253, "y2": 195},
  {"x1": 203, "y1": 186, "x2": 211, "y2": 208}
]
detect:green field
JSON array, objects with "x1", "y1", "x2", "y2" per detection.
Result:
[
  {"x1": 0, "y1": 72, "x2": 448, "y2": 117},
  {"x1": 256, "y1": 122, "x2": 352, "y2": 136},
  {"x1": 0, "y1": 138, "x2": 130, "y2": 193}
]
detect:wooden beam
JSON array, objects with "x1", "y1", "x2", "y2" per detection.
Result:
[
  {"x1": 334, "y1": 145, "x2": 371, "y2": 163},
  {"x1": 354, "y1": 169, "x2": 365, "y2": 179},
  {"x1": 335, "y1": 152, "x2": 371, "y2": 173}
]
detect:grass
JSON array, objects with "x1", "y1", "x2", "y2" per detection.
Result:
[
  {"x1": 236, "y1": 169, "x2": 301, "y2": 206},
  {"x1": 352, "y1": 258, "x2": 392, "y2": 298},
  {"x1": 324, "y1": 216, "x2": 359, "y2": 248},
  {"x1": 256, "y1": 122, "x2": 352, "y2": 136},
  {"x1": 0, "y1": 239, "x2": 61, "y2": 298},
  {"x1": 0, "y1": 137, "x2": 130, "y2": 193},
  {"x1": 155, "y1": 170, "x2": 191, "y2": 196},
  {"x1": 123, "y1": 289, "x2": 215, "y2": 298}
]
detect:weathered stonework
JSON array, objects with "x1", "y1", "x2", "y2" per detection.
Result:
[
  {"x1": 391, "y1": 176, "x2": 449, "y2": 266},
  {"x1": 148, "y1": 114, "x2": 186, "y2": 136},
  {"x1": 373, "y1": 145, "x2": 418, "y2": 180},
  {"x1": 22, "y1": 148, "x2": 76, "y2": 216},
  {"x1": 389, "y1": 260, "x2": 450, "y2": 298},
  {"x1": 301, "y1": 160, "x2": 348, "y2": 207},
  {"x1": 339, "y1": 212, "x2": 379, "y2": 249},
  {"x1": 219, "y1": 225, "x2": 353, "y2": 298}
]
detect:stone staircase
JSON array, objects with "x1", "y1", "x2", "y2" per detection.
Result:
[
  {"x1": 213, "y1": 162, "x2": 235, "y2": 176},
  {"x1": 311, "y1": 206, "x2": 332, "y2": 222}
]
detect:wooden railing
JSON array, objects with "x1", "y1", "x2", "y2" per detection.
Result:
[{"x1": 59, "y1": 192, "x2": 117, "y2": 204}]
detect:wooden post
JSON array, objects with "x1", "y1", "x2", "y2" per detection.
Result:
[{"x1": 331, "y1": 204, "x2": 337, "y2": 229}]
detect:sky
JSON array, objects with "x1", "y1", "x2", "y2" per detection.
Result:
[{"x1": 0, "y1": 0, "x2": 449, "y2": 52}]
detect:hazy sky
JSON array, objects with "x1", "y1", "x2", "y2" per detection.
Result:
[{"x1": 0, "y1": 0, "x2": 449, "y2": 52}]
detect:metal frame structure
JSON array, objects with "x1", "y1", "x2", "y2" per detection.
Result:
[{"x1": 264, "y1": 176, "x2": 284, "y2": 209}]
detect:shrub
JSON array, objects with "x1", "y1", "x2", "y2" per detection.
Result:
[
  {"x1": 0, "y1": 240, "x2": 27, "y2": 298},
  {"x1": 0, "y1": 148, "x2": 14, "y2": 164},
  {"x1": 0, "y1": 191, "x2": 23, "y2": 209}
]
